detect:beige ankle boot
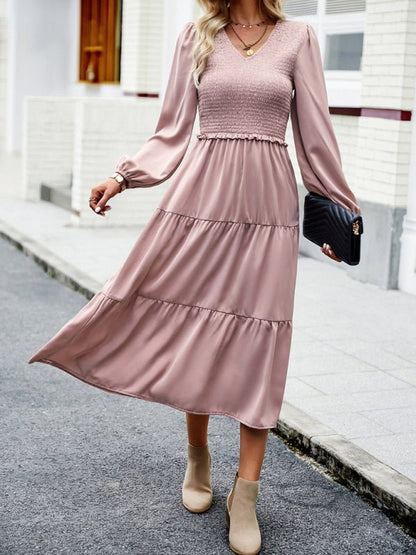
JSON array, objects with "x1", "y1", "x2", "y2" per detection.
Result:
[
  {"x1": 225, "y1": 471, "x2": 262, "y2": 555},
  {"x1": 182, "y1": 443, "x2": 213, "y2": 513}
]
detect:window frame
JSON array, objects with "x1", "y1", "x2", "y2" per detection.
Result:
[{"x1": 289, "y1": 1, "x2": 366, "y2": 107}]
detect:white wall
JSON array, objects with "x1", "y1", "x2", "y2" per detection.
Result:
[
  {"x1": 355, "y1": 0, "x2": 416, "y2": 208},
  {"x1": 6, "y1": 0, "x2": 78, "y2": 152},
  {"x1": 21, "y1": 1, "x2": 201, "y2": 226},
  {"x1": 161, "y1": 0, "x2": 200, "y2": 96},
  {"x1": 23, "y1": 97, "x2": 77, "y2": 201}
]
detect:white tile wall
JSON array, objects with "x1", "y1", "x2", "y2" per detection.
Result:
[
  {"x1": 71, "y1": 97, "x2": 170, "y2": 227},
  {"x1": 69, "y1": 97, "x2": 199, "y2": 228},
  {"x1": 120, "y1": 0, "x2": 165, "y2": 94},
  {"x1": 23, "y1": 97, "x2": 76, "y2": 201},
  {"x1": 357, "y1": 0, "x2": 416, "y2": 206},
  {"x1": 23, "y1": 95, "x2": 198, "y2": 227},
  {"x1": 288, "y1": 0, "x2": 416, "y2": 209}
]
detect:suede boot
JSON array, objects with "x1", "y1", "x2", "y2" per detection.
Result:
[
  {"x1": 182, "y1": 443, "x2": 213, "y2": 513},
  {"x1": 225, "y1": 471, "x2": 261, "y2": 555}
]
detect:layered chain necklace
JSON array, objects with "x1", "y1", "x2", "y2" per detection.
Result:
[{"x1": 227, "y1": 19, "x2": 269, "y2": 56}]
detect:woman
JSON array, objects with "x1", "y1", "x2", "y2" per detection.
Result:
[{"x1": 28, "y1": 1, "x2": 362, "y2": 553}]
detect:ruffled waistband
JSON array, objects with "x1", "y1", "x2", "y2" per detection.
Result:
[{"x1": 196, "y1": 132, "x2": 288, "y2": 146}]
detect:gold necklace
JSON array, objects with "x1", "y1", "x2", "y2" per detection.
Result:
[
  {"x1": 228, "y1": 23, "x2": 269, "y2": 56},
  {"x1": 230, "y1": 19, "x2": 266, "y2": 29}
]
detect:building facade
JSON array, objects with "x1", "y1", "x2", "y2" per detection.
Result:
[{"x1": 1, "y1": 0, "x2": 416, "y2": 293}]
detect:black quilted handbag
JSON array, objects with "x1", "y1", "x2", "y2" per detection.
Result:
[{"x1": 303, "y1": 192, "x2": 364, "y2": 266}]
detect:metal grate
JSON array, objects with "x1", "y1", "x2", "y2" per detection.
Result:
[
  {"x1": 284, "y1": 0, "x2": 318, "y2": 16},
  {"x1": 325, "y1": 0, "x2": 366, "y2": 14},
  {"x1": 284, "y1": 0, "x2": 365, "y2": 16}
]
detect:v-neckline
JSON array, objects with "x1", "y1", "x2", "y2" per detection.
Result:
[{"x1": 221, "y1": 21, "x2": 281, "y2": 61}]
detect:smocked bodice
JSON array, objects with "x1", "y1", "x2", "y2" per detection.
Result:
[
  {"x1": 114, "y1": 19, "x2": 361, "y2": 218},
  {"x1": 196, "y1": 21, "x2": 305, "y2": 144}
]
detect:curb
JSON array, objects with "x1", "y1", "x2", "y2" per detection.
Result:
[
  {"x1": 0, "y1": 218, "x2": 101, "y2": 299},
  {"x1": 2, "y1": 217, "x2": 415, "y2": 536},
  {"x1": 274, "y1": 403, "x2": 416, "y2": 536}
]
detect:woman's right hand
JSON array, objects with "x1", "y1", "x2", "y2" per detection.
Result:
[
  {"x1": 321, "y1": 243, "x2": 342, "y2": 263},
  {"x1": 89, "y1": 178, "x2": 121, "y2": 217}
]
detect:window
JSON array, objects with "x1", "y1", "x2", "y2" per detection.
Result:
[
  {"x1": 284, "y1": 0, "x2": 365, "y2": 73},
  {"x1": 284, "y1": 0, "x2": 366, "y2": 105},
  {"x1": 324, "y1": 32, "x2": 363, "y2": 70},
  {"x1": 79, "y1": 0, "x2": 122, "y2": 84}
]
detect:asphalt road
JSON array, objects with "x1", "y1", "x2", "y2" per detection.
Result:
[{"x1": 1, "y1": 235, "x2": 415, "y2": 554}]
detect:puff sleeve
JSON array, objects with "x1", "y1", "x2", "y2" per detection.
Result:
[
  {"x1": 290, "y1": 23, "x2": 362, "y2": 216},
  {"x1": 114, "y1": 21, "x2": 198, "y2": 188}
]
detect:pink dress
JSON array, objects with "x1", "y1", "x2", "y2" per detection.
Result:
[{"x1": 28, "y1": 20, "x2": 360, "y2": 429}]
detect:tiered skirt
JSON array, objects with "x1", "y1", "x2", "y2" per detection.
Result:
[{"x1": 28, "y1": 135, "x2": 300, "y2": 429}]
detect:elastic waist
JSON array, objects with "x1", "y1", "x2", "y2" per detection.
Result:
[{"x1": 196, "y1": 132, "x2": 288, "y2": 147}]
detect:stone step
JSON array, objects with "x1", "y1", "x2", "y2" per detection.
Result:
[{"x1": 40, "y1": 184, "x2": 71, "y2": 211}]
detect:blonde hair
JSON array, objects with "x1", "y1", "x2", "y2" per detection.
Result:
[{"x1": 191, "y1": 0, "x2": 288, "y2": 88}]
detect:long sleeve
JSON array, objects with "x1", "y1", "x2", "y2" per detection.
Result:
[
  {"x1": 114, "y1": 21, "x2": 198, "y2": 188},
  {"x1": 290, "y1": 23, "x2": 362, "y2": 216}
]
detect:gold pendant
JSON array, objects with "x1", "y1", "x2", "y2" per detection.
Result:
[{"x1": 246, "y1": 48, "x2": 254, "y2": 56}]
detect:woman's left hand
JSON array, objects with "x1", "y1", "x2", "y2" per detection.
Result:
[{"x1": 321, "y1": 243, "x2": 342, "y2": 263}]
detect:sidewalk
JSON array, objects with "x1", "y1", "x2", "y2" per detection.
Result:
[
  {"x1": 2, "y1": 155, "x2": 416, "y2": 533},
  {"x1": 5, "y1": 230, "x2": 416, "y2": 553}
]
